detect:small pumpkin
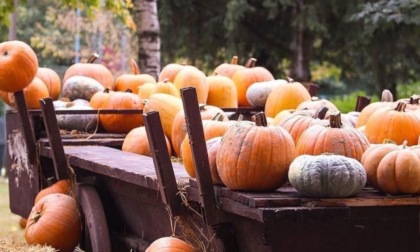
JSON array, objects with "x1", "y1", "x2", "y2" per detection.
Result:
[
  {"x1": 146, "y1": 237, "x2": 195, "y2": 252},
  {"x1": 288, "y1": 154, "x2": 367, "y2": 198},
  {"x1": 62, "y1": 75, "x2": 105, "y2": 101},
  {"x1": 36, "y1": 67, "x2": 61, "y2": 100},
  {"x1": 62, "y1": 53, "x2": 114, "y2": 89},
  {"x1": 25, "y1": 193, "x2": 82, "y2": 252},
  {"x1": 34, "y1": 179, "x2": 72, "y2": 204},
  {"x1": 8, "y1": 77, "x2": 49, "y2": 109},
  {"x1": 0, "y1": 40, "x2": 38, "y2": 92},
  {"x1": 122, "y1": 126, "x2": 172, "y2": 157},
  {"x1": 114, "y1": 59, "x2": 156, "y2": 92},
  {"x1": 245, "y1": 79, "x2": 287, "y2": 108}
]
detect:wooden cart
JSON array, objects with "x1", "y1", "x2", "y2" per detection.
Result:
[{"x1": 6, "y1": 88, "x2": 420, "y2": 252}]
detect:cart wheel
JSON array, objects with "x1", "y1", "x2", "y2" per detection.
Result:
[{"x1": 78, "y1": 183, "x2": 111, "y2": 252}]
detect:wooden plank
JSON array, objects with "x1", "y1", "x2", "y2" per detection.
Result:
[
  {"x1": 143, "y1": 111, "x2": 184, "y2": 216},
  {"x1": 38, "y1": 145, "x2": 189, "y2": 190},
  {"x1": 37, "y1": 138, "x2": 124, "y2": 148}
]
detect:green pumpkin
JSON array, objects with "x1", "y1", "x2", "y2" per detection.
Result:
[
  {"x1": 62, "y1": 75, "x2": 105, "y2": 101},
  {"x1": 288, "y1": 154, "x2": 367, "y2": 198}
]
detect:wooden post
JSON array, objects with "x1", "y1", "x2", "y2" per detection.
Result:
[{"x1": 355, "y1": 96, "x2": 371, "y2": 112}]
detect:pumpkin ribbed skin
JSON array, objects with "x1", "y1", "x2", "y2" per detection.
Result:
[
  {"x1": 0, "y1": 40, "x2": 38, "y2": 92},
  {"x1": 36, "y1": 67, "x2": 61, "y2": 100},
  {"x1": 264, "y1": 80, "x2": 311, "y2": 117},
  {"x1": 296, "y1": 113, "x2": 370, "y2": 161},
  {"x1": 216, "y1": 115, "x2": 296, "y2": 191},
  {"x1": 89, "y1": 88, "x2": 114, "y2": 109},
  {"x1": 364, "y1": 102, "x2": 420, "y2": 146},
  {"x1": 99, "y1": 91, "x2": 144, "y2": 133},
  {"x1": 122, "y1": 126, "x2": 172, "y2": 157},
  {"x1": 288, "y1": 154, "x2": 367, "y2": 198},
  {"x1": 34, "y1": 179, "x2": 72, "y2": 204},
  {"x1": 146, "y1": 237, "x2": 195, "y2": 252}
]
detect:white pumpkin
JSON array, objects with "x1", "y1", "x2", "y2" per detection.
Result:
[
  {"x1": 56, "y1": 104, "x2": 98, "y2": 132},
  {"x1": 245, "y1": 79, "x2": 287, "y2": 107},
  {"x1": 62, "y1": 75, "x2": 105, "y2": 101}
]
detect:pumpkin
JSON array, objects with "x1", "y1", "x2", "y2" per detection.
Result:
[
  {"x1": 62, "y1": 53, "x2": 114, "y2": 89},
  {"x1": 288, "y1": 154, "x2": 367, "y2": 198},
  {"x1": 114, "y1": 59, "x2": 156, "y2": 92},
  {"x1": 122, "y1": 126, "x2": 172, "y2": 157},
  {"x1": 173, "y1": 65, "x2": 209, "y2": 104},
  {"x1": 143, "y1": 93, "x2": 183, "y2": 141},
  {"x1": 356, "y1": 89, "x2": 394, "y2": 127},
  {"x1": 34, "y1": 179, "x2": 72, "y2": 204},
  {"x1": 206, "y1": 136, "x2": 224, "y2": 185},
  {"x1": 158, "y1": 63, "x2": 185, "y2": 82},
  {"x1": 296, "y1": 96, "x2": 338, "y2": 112},
  {"x1": 89, "y1": 88, "x2": 114, "y2": 109},
  {"x1": 245, "y1": 79, "x2": 287, "y2": 108},
  {"x1": 364, "y1": 102, "x2": 420, "y2": 146},
  {"x1": 146, "y1": 237, "x2": 195, "y2": 252},
  {"x1": 361, "y1": 141, "x2": 420, "y2": 194},
  {"x1": 62, "y1": 75, "x2": 105, "y2": 101},
  {"x1": 180, "y1": 113, "x2": 233, "y2": 178},
  {"x1": 272, "y1": 109, "x2": 296, "y2": 126},
  {"x1": 398, "y1": 94, "x2": 420, "y2": 111},
  {"x1": 138, "y1": 82, "x2": 157, "y2": 100},
  {"x1": 264, "y1": 78, "x2": 311, "y2": 117},
  {"x1": 212, "y1": 56, "x2": 245, "y2": 78},
  {"x1": 25, "y1": 193, "x2": 82, "y2": 252},
  {"x1": 0, "y1": 40, "x2": 38, "y2": 92},
  {"x1": 150, "y1": 79, "x2": 180, "y2": 98},
  {"x1": 99, "y1": 91, "x2": 144, "y2": 133},
  {"x1": 278, "y1": 107, "x2": 329, "y2": 143},
  {"x1": 56, "y1": 104, "x2": 98, "y2": 132},
  {"x1": 231, "y1": 58, "x2": 275, "y2": 107},
  {"x1": 36, "y1": 67, "x2": 61, "y2": 100},
  {"x1": 172, "y1": 105, "x2": 227, "y2": 157},
  {"x1": 206, "y1": 75, "x2": 238, "y2": 108},
  {"x1": 295, "y1": 112, "x2": 370, "y2": 161},
  {"x1": 216, "y1": 113, "x2": 296, "y2": 191},
  {"x1": 8, "y1": 77, "x2": 49, "y2": 109},
  {"x1": 19, "y1": 217, "x2": 27, "y2": 229}
]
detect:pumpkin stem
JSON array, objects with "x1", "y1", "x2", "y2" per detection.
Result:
[
  {"x1": 310, "y1": 96, "x2": 320, "y2": 101},
  {"x1": 31, "y1": 211, "x2": 42, "y2": 223},
  {"x1": 125, "y1": 89, "x2": 133, "y2": 93},
  {"x1": 409, "y1": 95, "x2": 420, "y2": 105},
  {"x1": 381, "y1": 89, "x2": 394, "y2": 102},
  {"x1": 244, "y1": 58, "x2": 257, "y2": 68},
  {"x1": 313, "y1": 106, "x2": 329, "y2": 120},
  {"x1": 130, "y1": 59, "x2": 140, "y2": 75},
  {"x1": 231, "y1": 56, "x2": 239, "y2": 65},
  {"x1": 86, "y1": 53, "x2": 99, "y2": 63},
  {"x1": 329, "y1": 112, "x2": 343, "y2": 128},
  {"x1": 103, "y1": 88, "x2": 110, "y2": 93},
  {"x1": 402, "y1": 140, "x2": 408, "y2": 149},
  {"x1": 212, "y1": 112, "x2": 226, "y2": 121},
  {"x1": 252, "y1": 112, "x2": 268, "y2": 127},
  {"x1": 237, "y1": 114, "x2": 244, "y2": 122},
  {"x1": 286, "y1": 76, "x2": 294, "y2": 83},
  {"x1": 394, "y1": 102, "x2": 406, "y2": 112}
]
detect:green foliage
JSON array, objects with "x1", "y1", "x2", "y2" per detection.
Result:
[
  {"x1": 397, "y1": 81, "x2": 420, "y2": 98},
  {"x1": 328, "y1": 90, "x2": 379, "y2": 113}
]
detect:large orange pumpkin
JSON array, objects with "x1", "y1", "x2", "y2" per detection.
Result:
[
  {"x1": 231, "y1": 58, "x2": 274, "y2": 107},
  {"x1": 146, "y1": 237, "x2": 195, "y2": 252},
  {"x1": 295, "y1": 112, "x2": 370, "y2": 161},
  {"x1": 25, "y1": 193, "x2": 82, "y2": 252},
  {"x1": 63, "y1": 53, "x2": 114, "y2": 89},
  {"x1": 173, "y1": 65, "x2": 209, "y2": 104},
  {"x1": 216, "y1": 113, "x2": 296, "y2": 191},
  {"x1": 364, "y1": 102, "x2": 420, "y2": 146},
  {"x1": 114, "y1": 59, "x2": 156, "y2": 92},
  {"x1": 36, "y1": 67, "x2": 61, "y2": 100},
  {"x1": 99, "y1": 91, "x2": 144, "y2": 133},
  {"x1": 0, "y1": 40, "x2": 38, "y2": 92}
]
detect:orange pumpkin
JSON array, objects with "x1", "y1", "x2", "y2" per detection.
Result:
[
  {"x1": 8, "y1": 77, "x2": 49, "y2": 109},
  {"x1": 89, "y1": 88, "x2": 114, "y2": 109},
  {"x1": 158, "y1": 63, "x2": 185, "y2": 82},
  {"x1": 146, "y1": 237, "x2": 195, "y2": 252},
  {"x1": 25, "y1": 193, "x2": 82, "y2": 252},
  {"x1": 364, "y1": 102, "x2": 420, "y2": 146},
  {"x1": 216, "y1": 113, "x2": 296, "y2": 191},
  {"x1": 114, "y1": 59, "x2": 156, "y2": 92},
  {"x1": 264, "y1": 78, "x2": 311, "y2": 117},
  {"x1": 150, "y1": 79, "x2": 180, "y2": 98},
  {"x1": 212, "y1": 56, "x2": 245, "y2": 78},
  {"x1": 356, "y1": 89, "x2": 394, "y2": 127},
  {"x1": 173, "y1": 65, "x2": 209, "y2": 104},
  {"x1": 62, "y1": 53, "x2": 114, "y2": 89},
  {"x1": 36, "y1": 67, "x2": 61, "y2": 100},
  {"x1": 296, "y1": 112, "x2": 370, "y2": 161},
  {"x1": 206, "y1": 136, "x2": 224, "y2": 185},
  {"x1": 206, "y1": 75, "x2": 238, "y2": 108},
  {"x1": 138, "y1": 82, "x2": 157, "y2": 100},
  {"x1": 0, "y1": 40, "x2": 38, "y2": 92},
  {"x1": 122, "y1": 126, "x2": 172, "y2": 157},
  {"x1": 99, "y1": 91, "x2": 144, "y2": 133},
  {"x1": 34, "y1": 179, "x2": 72, "y2": 204}
]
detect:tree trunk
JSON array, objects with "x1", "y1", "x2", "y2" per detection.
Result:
[
  {"x1": 289, "y1": 1, "x2": 313, "y2": 82},
  {"x1": 135, "y1": 0, "x2": 160, "y2": 79},
  {"x1": 8, "y1": 0, "x2": 18, "y2": 40}
]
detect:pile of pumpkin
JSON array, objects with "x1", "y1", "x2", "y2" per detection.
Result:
[{"x1": 3, "y1": 40, "x2": 420, "y2": 250}]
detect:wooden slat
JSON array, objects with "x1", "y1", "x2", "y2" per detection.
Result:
[{"x1": 37, "y1": 138, "x2": 124, "y2": 148}]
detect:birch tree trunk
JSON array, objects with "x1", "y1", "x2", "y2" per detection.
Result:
[{"x1": 135, "y1": 0, "x2": 160, "y2": 79}]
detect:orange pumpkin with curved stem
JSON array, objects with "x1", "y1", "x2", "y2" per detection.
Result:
[
  {"x1": 114, "y1": 59, "x2": 156, "y2": 92},
  {"x1": 36, "y1": 67, "x2": 61, "y2": 100},
  {"x1": 231, "y1": 58, "x2": 274, "y2": 107},
  {"x1": 0, "y1": 40, "x2": 38, "y2": 92},
  {"x1": 63, "y1": 53, "x2": 114, "y2": 89},
  {"x1": 212, "y1": 55, "x2": 245, "y2": 78}
]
